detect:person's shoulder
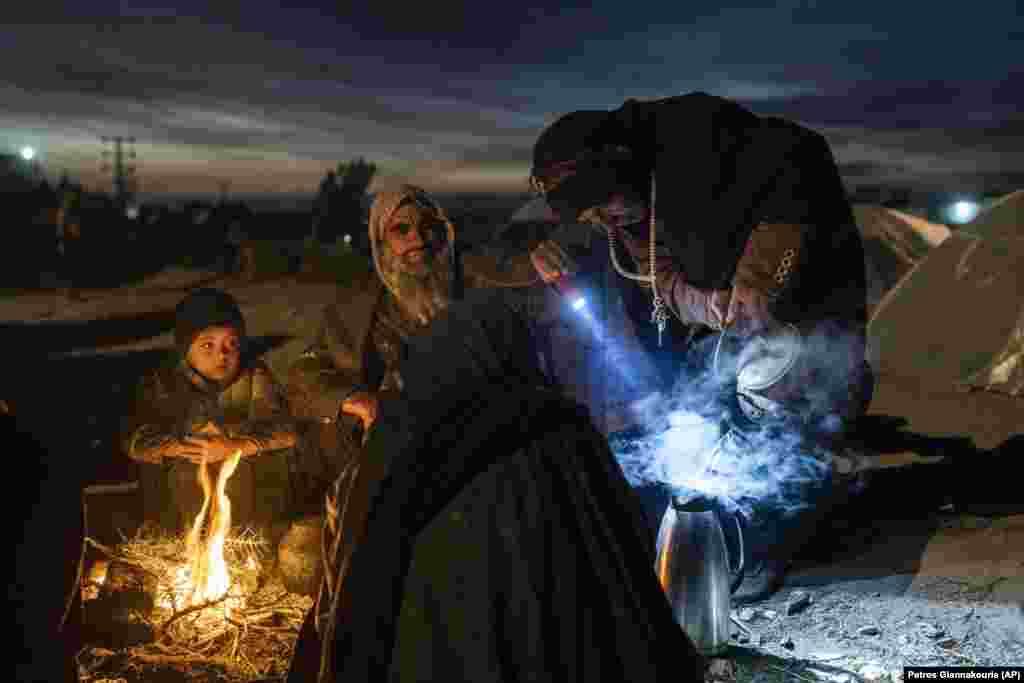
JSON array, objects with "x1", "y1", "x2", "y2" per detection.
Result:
[
  {"x1": 649, "y1": 91, "x2": 756, "y2": 117},
  {"x1": 642, "y1": 92, "x2": 762, "y2": 137},
  {"x1": 756, "y1": 115, "x2": 828, "y2": 151}
]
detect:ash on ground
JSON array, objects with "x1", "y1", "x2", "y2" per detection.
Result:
[{"x1": 709, "y1": 585, "x2": 1024, "y2": 683}]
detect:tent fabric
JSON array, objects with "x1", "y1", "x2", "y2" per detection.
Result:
[
  {"x1": 867, "y1": 191, "x2": 1024, "y2": 448},
  {"x1": 958, "y1": 190, "x2": 1024, "y2": 241},
  {"x1": 869, "y1": 232, "x2": 1024, "y2": 391},
  {"x1": 960, "y1": 307, "x2": 1024, "y2": 397},
  {"x1": 852, "y1": 204, "x2": 950, "y2": 315}
]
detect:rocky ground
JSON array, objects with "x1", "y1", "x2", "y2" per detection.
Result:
[
  {"x1": 716, "y1": 584, "x2": 1024, "y2": 683},
  {"x1": 702, "y1": 508, "x2": 1024, "y2": 683}
]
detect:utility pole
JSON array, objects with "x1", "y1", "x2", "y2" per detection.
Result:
[
  {"x1": 218, "y1": 180, "x2": 231, "y2": 204},
  {"x1": 100, "y1": 136, "x2": 137, "y2": 211}
]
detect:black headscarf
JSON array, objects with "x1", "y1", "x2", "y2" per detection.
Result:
[
  {"x1": 173, "y1": 287, "x2": 246, "y2": 355},
  {"x1": 532, "y1": 92, "x2": 854, "y2": 291}
]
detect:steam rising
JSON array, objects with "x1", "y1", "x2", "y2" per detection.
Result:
[{"x1": 613, "y1": 321, "x2": 866, "y2": 522}]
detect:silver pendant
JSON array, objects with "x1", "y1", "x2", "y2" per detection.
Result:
[{"x1": 652, "y1": 295, "x2": 668, "y2": 347}]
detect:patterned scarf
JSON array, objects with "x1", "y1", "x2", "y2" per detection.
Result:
[{"x1": 367, "y1": 185, "x2": 457, "y2": 326}]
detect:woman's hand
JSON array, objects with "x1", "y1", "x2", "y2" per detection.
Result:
[{"x1": 529, "y1": 240, "x2": 577, "y2": 284}]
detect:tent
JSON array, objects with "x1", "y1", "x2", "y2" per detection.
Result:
[
  {"x1": 866, "y1": 190, "x2": 1024, "y2": 450},
  {"x1": 957, "y1": 189, "x2": 1024, "y2": 241},
  {"x1": 852, "y1": 204, "x2": 950, "y2": 315}
]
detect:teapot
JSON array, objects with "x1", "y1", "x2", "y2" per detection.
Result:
[{"x1": 654, "y1": 491, "x2": 745, "y2": 657}]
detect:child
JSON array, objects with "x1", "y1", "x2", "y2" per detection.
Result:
[{"x1": 121, "y1": 288, "x2": 316, "y2": 537}]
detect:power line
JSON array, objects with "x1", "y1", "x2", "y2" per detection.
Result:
[{"x1": 100, "y1": 135, "x2": 137, "y2": 207}]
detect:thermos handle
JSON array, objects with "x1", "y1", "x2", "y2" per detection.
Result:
[{"x1": 728, "y1": 511, "x2": 746, "y2": 594}]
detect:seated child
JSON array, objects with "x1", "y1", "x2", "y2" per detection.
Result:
[{"x1": 121, "y1": 288, "x2": 319, "y2": 539}]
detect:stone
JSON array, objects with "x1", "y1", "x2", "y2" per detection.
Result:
[
  {"x1": 738, "y1": 607, "x2": 757, "y2": 621},
  {"x1": 918, "y1": 622, "x2": 945, "y2": 639},
  {"x1": 857, "y1": 625, "x2": 881, "y2": 637},
  {"x1": 786, "y1": 590, "x2": 812, "y2": 615},
  {"x1": 277, "y1": 513, "x2": 324, "y2": 597},
  {"x1": 707, "y1": 659, "x2": 737, "y2": 680},
  {"x1": 860, "y1": 664, "x2": 888, "y2": 682},
  {"x1": 100, "y1": 559, "x2": 158, "y2": 618},
  {"x1": 780, "y1": 636, "x2": 795, "y2": 650},
  {"x1": 84, "y1": 560, "x2": 159, "y2": 649},
  {"x1": 738, "y1": 633, "x2": 750, "y2": 644},
  {"x1": 808, "y1": 669, "x2": 852, "y2": 683},
  {"x1": 937, "y1": 638, "x2": 959, "y2": 649},
  {"x1": 809, "y1": 652, "x2": 846, "y2": 661},
  {"x1": 762, "y1": 609, "x2": 778, "y2": 619}
]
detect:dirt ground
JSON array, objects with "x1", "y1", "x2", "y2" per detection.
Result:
[{"x1": 5, "y1": 267, "x2": 1023, "y2": 682}]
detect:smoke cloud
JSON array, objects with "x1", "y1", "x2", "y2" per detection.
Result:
[{"x1": 612, "y1": 320, "x2": 867, "y2": 523}]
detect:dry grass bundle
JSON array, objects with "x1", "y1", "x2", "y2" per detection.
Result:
[{"x1": 79, "y1": 525, "x2": 313, "y2": 683}]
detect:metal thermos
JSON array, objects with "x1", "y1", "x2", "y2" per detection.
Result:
[{"x1": 654, "y1": 493, "x2": 745, "y2": 657}]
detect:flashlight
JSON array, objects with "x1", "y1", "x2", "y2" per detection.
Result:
[{"x1": 550, "y1": 275, "x2": 588, "y2": 312}]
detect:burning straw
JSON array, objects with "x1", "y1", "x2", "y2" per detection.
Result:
[{"x1": 79, "y1": 522, "x2": 312, "y2": 682}]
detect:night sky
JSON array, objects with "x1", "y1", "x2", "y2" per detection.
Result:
[{"x1": 2, "y1": 1, "x2": 1021, "y2": 197}]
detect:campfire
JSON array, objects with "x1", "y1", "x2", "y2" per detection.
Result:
[
  {"x1": 78, "y1": 450, "x2": 313, "y2": 682},
  {"x1": 174, "y1": 449, "x2": 245, "y2": 617}
]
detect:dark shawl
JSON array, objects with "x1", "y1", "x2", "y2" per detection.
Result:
[
  {"x1": 7, "y1": 413, "x2": 83, "y2": 683},
  {"x1": 328, "y1": 288, "x2": 703, "y2": 682},
  {"x1": 535, "y1": 92, "x2": 865, "y2": 322}
]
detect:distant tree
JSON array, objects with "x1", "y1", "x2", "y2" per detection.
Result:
[
  {"x1": 337, "y1": 157, "x2": 377, "y2": 196},
  {"x1": 0, "y1": 153, "x2": 35, "y2": 194},
  {"x1": 312, "y1": 169, "x2": 342, "y2": 243},
  {"x1": 312, "y1": 158, "x2": 378, "y2": 247}
]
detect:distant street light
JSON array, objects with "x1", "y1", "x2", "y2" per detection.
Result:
[
  {"x1": 20, "y1": 146, "x2": 35, "y2": 161},
  {"x1": 950, "y1": 200, "x2": 979, "y2": 224}
]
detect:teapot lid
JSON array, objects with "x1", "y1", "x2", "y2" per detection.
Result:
[
  {"x1": 671, "y1": 490, "x2": 716, "y2": 512},
  {"x1": 736, "y1": 323, "x2": 802, "y2": 393}
]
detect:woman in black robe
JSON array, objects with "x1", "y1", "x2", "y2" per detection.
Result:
[{"x1": 289, "y1": 287, "x2": 704, "y2": 682}]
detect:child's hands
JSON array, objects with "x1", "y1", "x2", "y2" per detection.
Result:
[{"x1": 174, "y1": 434, "x2": 245, "y2": 464}]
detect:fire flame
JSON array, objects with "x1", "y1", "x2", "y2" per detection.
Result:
[{"x1": 175, "y1": 449, "x2": 243, "y2": 616}]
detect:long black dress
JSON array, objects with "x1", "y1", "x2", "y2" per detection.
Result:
[
  {"x1": 7, "y1": 412, "x2": 83, "y2": 683},
  {"x1": 288, "y1": 288, "x2": 704, "y2": 682}
]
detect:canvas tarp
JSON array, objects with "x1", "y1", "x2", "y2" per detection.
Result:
[
  {"x1": 853, "y1": 204, "x2": 950, "y2": 315},
  {"x1": 958, "y1": 189, "x2": 1024, "y2": 241},
  {"x1": 866, "y1": 192, "x2": 1024, "y2": 450}
]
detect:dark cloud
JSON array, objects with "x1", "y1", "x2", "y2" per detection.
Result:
[
  {"x1": 742, "y1": 72, "x2": 1024, "y2": 131},
  {"x1": 1, "y1": 2, "x2": 1021, "y2": 194},
  {"x1": 838, "y1": 161, "x2": 898, "y2": 181}
]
